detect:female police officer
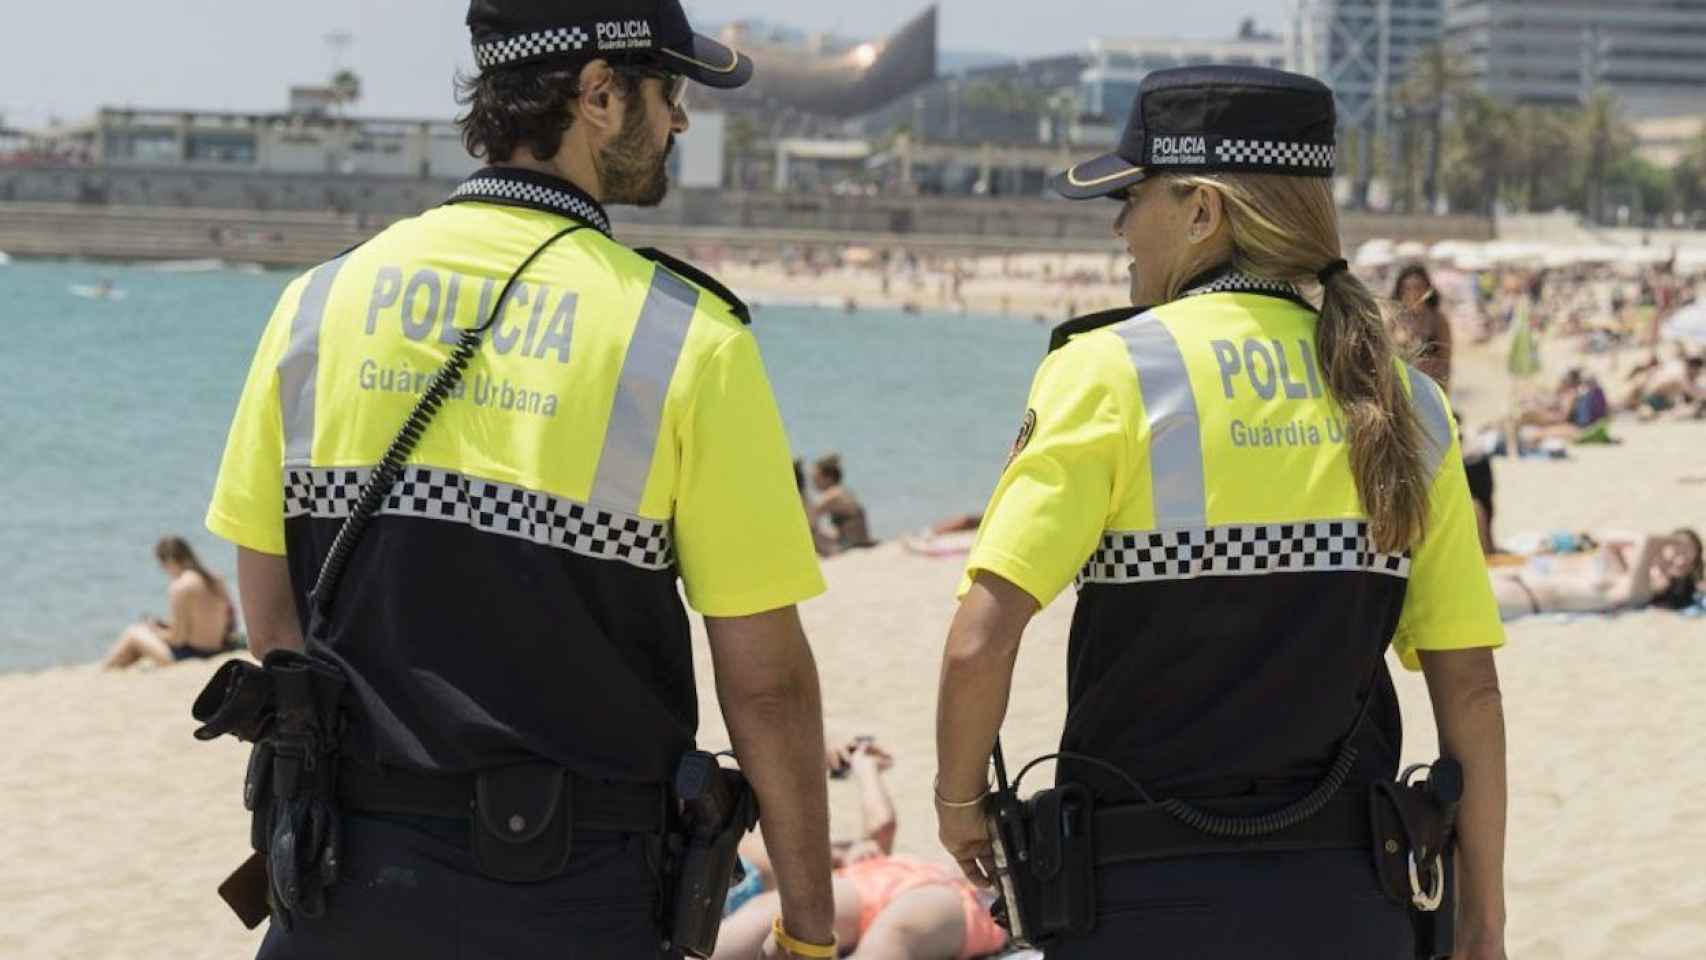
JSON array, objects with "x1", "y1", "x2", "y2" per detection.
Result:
[{"x1": 933, "y1": 67, "x2": 1507, "y2": 959}]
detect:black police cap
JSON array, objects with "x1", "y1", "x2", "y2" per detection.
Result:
[
  {"x1": 467, "y1": 0, "x2": 754, "y2": 89},
  {"x1": 1052, "y1": 65, "x2": 1336, "y2": 200}
]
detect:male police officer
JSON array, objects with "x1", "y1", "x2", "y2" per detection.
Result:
[{"x1": 205, "y1": 2, "x2": 838, "y2": 957}]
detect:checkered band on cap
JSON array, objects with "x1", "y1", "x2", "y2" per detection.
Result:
[
  {"x1": 451, "y1": 177, "x2": 612, "y2": 236},
  {"x1": 285, "y1": 466, "x2": 674, "y2": 571},
  {"x1": 474, "y1": 26, "x2": 596, "y2": 70},
  {"x1": 1077, "y1": 520, "x2": 1410, "y2": 586},
  {"x1": 1182, "y1": 271, "x2": 1299, "y2": 300},
  {"x1": 1214, "y1": 138, "x2": 1336, "y2": 171}
]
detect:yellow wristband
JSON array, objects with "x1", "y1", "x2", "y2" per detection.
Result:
[{"x1": 771, "y1": 916, "x2": 837, "y2": 959}]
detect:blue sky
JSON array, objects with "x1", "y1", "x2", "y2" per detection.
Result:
[{"x1": 2, "y1": 1, "x2": 1285, "y2": 128}]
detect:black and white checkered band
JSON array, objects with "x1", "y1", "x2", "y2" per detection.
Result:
[
  {"x1": 1183, "y1": 271, "x2": 1300, "y2": 300},
  {"x1": 449, "y1": 176, "x2": 612, "y2": 237},
  {"x1": 474, "y1": 27, "x2": 599, "y2": 70},
  {"x1": 284, "y1": 466, "x2": 673, "y2": 572},
  {"x1": 1077, "y1": 520, "x2": 1410, "y2": 586},
  {"x1": 1214, "y1": 138, "x2": 1336, "y2": 172}
]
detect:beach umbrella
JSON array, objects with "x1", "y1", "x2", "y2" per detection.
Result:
[
  {"x1": 1396, "y1": 241, "x2": 1427, "y2": 261},
  {"x1": 1452, "y1": 249, "x2": 1492, "y2": 271},
  {"x1": 1664, "y1": 302, "x2": 1706, "y2": 343},
  {"x1": 1508, "y1": 299, "x2": 1542, "y2": 378},
  {"x1": 1355, "y1": 238, "x2": 1396, "y2": 269},
  {"x1": 1673, "y1": 247, "x2": 1706, "y2": 274},
  {"x1": 1485, "y1": 242, "x2": 1545, "y2": 267}
]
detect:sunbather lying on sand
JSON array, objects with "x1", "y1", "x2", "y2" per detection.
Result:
[
  {"x1": 716, "y1": 739, "x2": 1008, "y2": 960},
  {"x1": 1492, "y1": 529, "x2": 1702, "y2": 620},
  {"x1": 1617, "y1": 354, "x2": 1703, "y2": 420}
]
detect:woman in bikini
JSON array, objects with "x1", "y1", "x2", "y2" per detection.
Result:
[
  {"x1": 1492, "y1": 529, "x2": 1702, "y2": 620},
  {"x1": 1389, "y1": 264, "x2": 1453, "y2": 391},
  {"x1": 810, "y1": 454, "x2": 877, "y2": 551},
  {"x1": 101, "y1": 536, "x2": 238, "y2": 669}
]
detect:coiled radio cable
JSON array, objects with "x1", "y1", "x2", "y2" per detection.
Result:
[{"x1": 309, "y1": 226, "x2": 585, "y2": 631}]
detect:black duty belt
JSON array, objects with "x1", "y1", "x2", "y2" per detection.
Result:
[
  {"x1": 1094, "y1": 791, "x2": 1370, "y2": 866},
  {"x1": 338, "y1": 760, "x2": 670, "y2": 834}
]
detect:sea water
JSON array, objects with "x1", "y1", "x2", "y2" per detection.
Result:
[{"x1": 0, "y1": 260, "x2": 1049, "y2": 671}]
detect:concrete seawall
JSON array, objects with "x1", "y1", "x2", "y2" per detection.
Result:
[{"x1": 0, "y1": 199, "x2": 1495, "y2": 268}]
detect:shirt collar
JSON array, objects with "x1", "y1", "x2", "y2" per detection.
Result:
[
  {"x1": 1179, "y1": 263, "x2": 1305, "y2": 303},
  {"x1": 1046, "y1": 263, "x2": 1309, "y2": 353},
  {"x1": 445, "y1": 166, "x2": 613, "y2": 238}
]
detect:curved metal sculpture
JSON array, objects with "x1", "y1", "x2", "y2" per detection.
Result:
[{"x1": 711, "y1": 6, "x2": 938, "y2": 119}]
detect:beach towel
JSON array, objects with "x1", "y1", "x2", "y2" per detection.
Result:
[{"x1": 1572, "y1": 419, "x2": 1615, "y2": 445}]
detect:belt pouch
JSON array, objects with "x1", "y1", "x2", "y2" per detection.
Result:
[
  {"x1": 1025, "y1": 783, "x2": 1097, "y2": 938},
  {"x1": 191, "y1": 659, "x2": 275, "y2": 743},
  {"x1": 472, "y1": 763, "x2": 573, "y2": 882},
  {"x1": 245, "y1": 742, "x2": 274, "y2": 854}
]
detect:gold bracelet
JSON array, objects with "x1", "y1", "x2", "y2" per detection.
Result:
[
  {"x1": 932, "y1": 776, "x2": 991, "y2": 809},
  {"x1": 771, "y1": 916, "x2": 837, "y2": 958}
]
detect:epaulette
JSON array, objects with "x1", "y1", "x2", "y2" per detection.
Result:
[
  {"x1": 634, "y1": 247, "x2": 752, "y2": 326},
  {"x1": 1047, "y1": 305, "x2": 1151, "y2": 354}
]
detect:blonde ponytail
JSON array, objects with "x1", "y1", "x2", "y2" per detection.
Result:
[
  {"x1": 1168, "y1": 174, "x2": 1431, "y2": 552},
  {"x1": 1315, "y1": 268, "x2": 1430, "y2": 552}
]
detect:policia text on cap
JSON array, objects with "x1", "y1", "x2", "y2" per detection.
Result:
[
  {"x1": 934, "y1": 68, "x2": 1507, "y2": 960},
  {"x1": 195, "y1": 2, "x2": 839, "y2": 958}
]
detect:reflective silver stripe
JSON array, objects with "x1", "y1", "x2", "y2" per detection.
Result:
[
  {"x1": 1116, "y1": 313, "x2": 1207, "y2": 529},
  {"x1": 589, "y1": 266, "x2": 699, "y2": 513},
  {"x1": 278, "y1": 255, "x2": 351, "y2": 465},
  {"x1": 1407, "y1": 365, "x2": 1452, "y2": 481}
]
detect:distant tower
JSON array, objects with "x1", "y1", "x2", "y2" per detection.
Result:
[
  {"x1": 324, "y1": 30, "x2": 353, "y2": 77},
  {"x1": 1293, "y1": 0, "x2": 1442, "y2": 205}
]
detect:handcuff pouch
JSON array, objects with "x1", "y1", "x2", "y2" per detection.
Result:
[{"x1": 471, "y1": 762, "x2": 573, "y2": 883}]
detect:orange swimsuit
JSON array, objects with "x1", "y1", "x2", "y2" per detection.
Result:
[{"x1": 838, "y1": 856, "x2": 1008, "y2": 959}]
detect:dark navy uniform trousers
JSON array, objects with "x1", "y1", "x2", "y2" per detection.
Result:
[
  {"x1": 257, "y1": 813, "x2": 679, "y2": 959},
  {"x1": 1045, "y1": 850, "x2": 1413, "y2": 959}
]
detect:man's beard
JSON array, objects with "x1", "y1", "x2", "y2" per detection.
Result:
[{"x1": 599, "y1": 98, "x2": 672, "y2": 207}]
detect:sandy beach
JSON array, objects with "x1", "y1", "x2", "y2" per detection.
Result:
[
  {"x1": 2, "y1": 322, "x2": 1703, "y2": 958},
  {"x1": 714, "y1": 251, "x2": 1132, "y2": 321}
]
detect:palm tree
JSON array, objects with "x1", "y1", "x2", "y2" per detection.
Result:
[
  {"x1": 1675, "y1": 123, "x2": 1706, "y2": 216},
  {"x1": 1578, "y1": 91, "x2": 1632, "y2": 224},
  {"x1": 1442, "y1": 91, "x2": 1515, "y2": 215},
  {"x1": 330, "y1": 70, "x2": 362, "y2": 116},
  {"x1": 724, "y1": 114, "x2": 759, "y2": 190},
  {"x1": 1396, "y1": 45, "x2": 1473, "y2": 213},
  {"x1": 1510, "y1": 106, "x2": 1575, "y2": 211}
]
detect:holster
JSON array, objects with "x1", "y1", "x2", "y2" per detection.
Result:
[
  {"x1": 986, "y1": 783, "x2": 1097, "y2": 948},
  {"x1": 191, "y1": 650, "x2": 349, "y2": 930},
  {"x1": 471, "y1": 762, "x2": 574, "y2": 883},
  {"x1": 665, "y1": 752, "x2": 759, "y2": 959},
  {"x1": 1369, "y1": 759, "x2": 1463, "y2": 960}
]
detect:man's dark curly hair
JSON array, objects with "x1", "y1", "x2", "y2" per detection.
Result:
[{"x1": 455, "y1": 62, "x2": 639, "y2": 163}]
